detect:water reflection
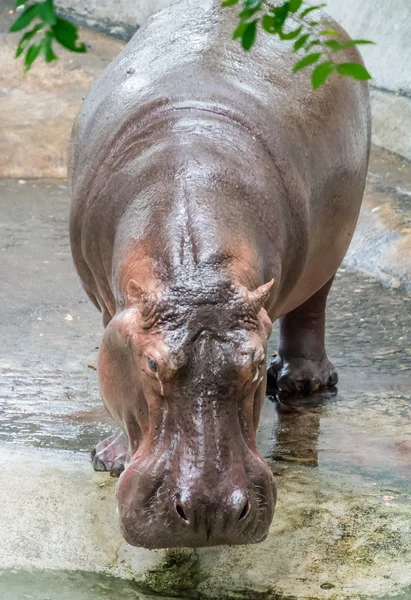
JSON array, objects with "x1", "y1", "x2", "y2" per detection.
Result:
[
  {"x1": 257, "y1": 385, "x2": 411, "y2": 492},
  {"x1": 271, "y1": 390, "x2": 336, "y2": 467}
]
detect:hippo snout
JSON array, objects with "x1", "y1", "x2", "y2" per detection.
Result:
[
  {"x1": 171, "y1": 488, "x2": 254, "y2": 541},
  {"x1": 117, "y1": 455, "x2": 276, "y2": 549}
]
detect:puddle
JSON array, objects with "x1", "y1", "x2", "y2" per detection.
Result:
[
  {"x1": 0, "y1": 570, "x2": 170, "y2": 600},
  {"x1": 261, "y1": 389, "x2": 411, "y2": 491}
]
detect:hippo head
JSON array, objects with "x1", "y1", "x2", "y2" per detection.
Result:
[{"x1": 98, "y1": 275, "x2": 276, "y2": 549}]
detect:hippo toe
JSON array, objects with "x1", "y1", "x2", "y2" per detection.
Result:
[{"x1": 91, "y1": 430, "x2": 129, "y2": 477}]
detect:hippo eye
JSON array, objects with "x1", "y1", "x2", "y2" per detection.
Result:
[{"x1": 147, "y1": 357, "x2": 158, "y2": 373}]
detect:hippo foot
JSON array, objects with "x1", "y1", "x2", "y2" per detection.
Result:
[
  {"x1": 91, "y1": 430, "x2": 129, "y2": 477},
  {"x1": 268, "y1": 353, "x2": 338, "y2": 396}
]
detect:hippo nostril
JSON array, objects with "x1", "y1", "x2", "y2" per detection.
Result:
[
  {"x1": 238, "y1": 499, "x2": 251, "y2": 521},
  {"x1": 175, "y1": 502, "x2": 189, "y2": 522}
]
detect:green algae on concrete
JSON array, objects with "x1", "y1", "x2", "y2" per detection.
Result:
[
  {"x1": 142, "y1": 550, "x2": 201, "y2": 598},
  {"x1": 189, "y1": 461, "x2": 411, "y2": 600}
]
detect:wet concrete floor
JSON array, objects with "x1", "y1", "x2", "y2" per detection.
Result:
[{"x1": 1, "y1": 178, "x2": 411, "y2": 599}]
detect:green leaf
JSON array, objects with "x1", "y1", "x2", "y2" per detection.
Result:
[
  {"x1": 233, "y1": 21, "x2": 247, "y2": 39},
  {"x1": 239, "y1": 0, "x2": 263, "y2": 16},
  {"x1": 324, "y1": 39, "x2": 342, "y2": 51},
  {"x1": 15, "y1": 22, "x2": 43, "y2": 57},
  {"x1": 42, "y1": 31, "x2": 58, "y2": 62},
  {"x1": 289, "y1": 0, "x2": 302, "y2": 13},
  {"x1": 324, "y1": 39, "x2": 374, "y2": 52},
  {"x1": 312, "y1": 61, "x2": 334, "y2": 89},
  {"x1": 52, "y1": 17, "x2": 86, "y2": 52},
  {"x1": 320, "y1": 28, "x2": 338, "y2": 36},
  {"x1": 262, "y1": 14, "x2": 276, "y2": 33},
  {"x1": 293, "y1": 51, "x2": 322, "y2": 72},
  {"x1": 9, "y1": 4, "x2": 39, "y2": 32},
  {"x1": 271, "y1": 3, "x2": 290, "y2": 28},
  {"x1": 38, "y1": 0, "x2": 56, "y2": 25},
  {"x1": 24, "y1": 42, "x2": 41, "y2": 70},
  {"x1": 279, "y1": 25, "x2": 302, "y2": 40},
  {"x1": 305, "y1": 39, "x2": 321, "y2": 50},
  {"x1": 239, "y1": 5, "x2": 262, "y2": 21},
  {"x1": 15, "y1": 0, "x2": 27, "y2": 6},
  {"x1": 221, "y1": 0, "x2": 239, "y2": 6},
  {"x1": 293, "y1": 33, "x2": 310, "y2": 51},
  {"x1": 241, "y1": 20, "x2": 257, "y2": 50},
  {"x1": 336, "y1": 62, "x2": 372, "y2": 80},
  {"x1": 299, "y1": 4, "x2": 326, "y2": 18},
  {"x1": 349, "y1": 39, "x2": 375, "y2": 45},
  {"x1": 15, "y1": 43, "x2": 24, "y2": 58},
  {"x1": 332, "y1": 39, "x2": 375, "y2": 51},
  {"x1": 241, "y1": 0, "x2": 263, "y2": 8}
]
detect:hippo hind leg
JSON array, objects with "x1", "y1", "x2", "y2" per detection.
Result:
[
  {"x1": 268, "y1": 277, "x2": 338, "y2": 396},
  {"x1": 91, "y1": 430, "x2": 129, "y2": 477}
]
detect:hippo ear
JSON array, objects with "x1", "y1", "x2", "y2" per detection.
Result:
[
  {"x1": 127, "y1": 280, "x2": 145, "y2": 308},
  {"x1": 127, "y1": 280, "x2": 160, "y2": 318},
  {"x1": 243, "y1": 279, "x2": 274, "y2": 312}
]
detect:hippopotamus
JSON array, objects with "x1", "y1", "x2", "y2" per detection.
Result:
[{"x1": 69, "y1": 0, "x2": 370, "y2": 549}]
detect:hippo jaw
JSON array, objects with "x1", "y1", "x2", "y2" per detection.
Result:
[{"x1": 98, "y1": 276, "x2": 276, "y2": 548}]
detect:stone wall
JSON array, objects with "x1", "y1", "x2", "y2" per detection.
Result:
[{"x1": 325, "y1": 0, "x2": 411, "y2": 160}]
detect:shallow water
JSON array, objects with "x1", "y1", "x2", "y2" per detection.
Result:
[{"x1": 0, "y1": 570, "x2": 170, "y2": 600}]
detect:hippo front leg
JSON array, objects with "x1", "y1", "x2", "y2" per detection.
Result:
[
  {"x1": 268, "y1": 278, "x2": 338, "y2": 396},
  {"x1": 91, "y1": 430, "x2": 129, "y2": 477}
]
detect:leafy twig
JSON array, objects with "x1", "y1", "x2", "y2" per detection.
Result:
[
  {"x1": 10, "y1": 0, "x2": 374, "y2": 86},
  {"x1": 10, "y1": 0, "x2": 86, "y2": 71},
  {"x1": 222, "y1": 0, "x2": 374, "y2": 89}
]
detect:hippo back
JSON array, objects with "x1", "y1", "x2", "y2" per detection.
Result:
[{"x1": 69, "y1": 0, "x2": 370, "y2": 200}]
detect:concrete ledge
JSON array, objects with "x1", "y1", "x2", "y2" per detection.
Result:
[
  {"x1": 0, "y1": 447, "x2": 159, "y2": 576},
  {"x1": 370, "y1": 89, "x2": 411, "y2": 161},
  {"x1": 1, "y1": 442, "x2": 411, "y2": 600}
]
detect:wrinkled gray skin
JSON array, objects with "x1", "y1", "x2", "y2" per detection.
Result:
[{"x1": 69, "y1": 0, "x2": 371, "y2": 549}]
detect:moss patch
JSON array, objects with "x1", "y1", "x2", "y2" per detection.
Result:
[{"x1": 143, "y1": 550, "x2": 201, "y2": 598}]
